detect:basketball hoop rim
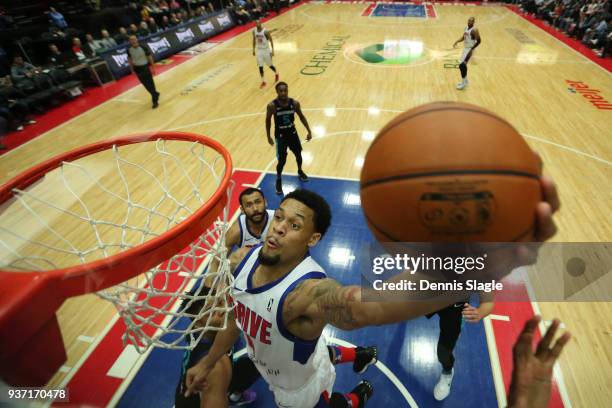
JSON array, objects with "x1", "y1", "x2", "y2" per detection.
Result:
[{"x1": 0, "y1": 131, "x2": 233, "y2": 296}]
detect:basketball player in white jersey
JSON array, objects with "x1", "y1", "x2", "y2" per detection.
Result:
[
  {"x1": 253, "y1": 19, "x2": 279, "y2": 89},
  {"x1": 225, "y1": 187, "x2": 275, "y2": 250},
  {"x1": 185, "y1": 181, "x2": 560, "y2": 407},
  {"x1": 453, "y1": 17, "x2": 481, "y2": 90}
]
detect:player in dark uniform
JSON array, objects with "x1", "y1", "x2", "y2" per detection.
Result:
[
  {"x1": 175, "y1": 286, "x2": 257, "y2": 407},
  {"x1": 266, "y1": 81, "x2": 312, "y2": 195},
  {"x1": 429, "y1": 292, "x2": 494, "y2": 401}
]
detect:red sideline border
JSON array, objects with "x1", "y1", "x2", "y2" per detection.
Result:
[{"x1": 0, "y1": 1, "x2": 305, "y2": 156}]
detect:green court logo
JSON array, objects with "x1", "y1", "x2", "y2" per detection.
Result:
[{"x1": 355, "y1": 42, "x2": 424, "y2": 65}]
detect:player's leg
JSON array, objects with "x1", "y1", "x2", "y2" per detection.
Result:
[
  {"x1": 327, "y1": 345, "x2": 378, "y2": 374},
  {"x1": 276, "y1": 136, "x2": 289, "y2": 194},
  {"x1": 317, "y1": 381, "x2": 374, "y2": 407},
  {"x1": 287, "y1": 133, "x2": 308, "y2": 181},
  {"x1": 434, "y1": 306, "x2": 463, "y2": 401},
  {"x1": 456, "y1": 50, "x2": 472, "y2": 90},
  {"x1": 227, "y1": 356, "x2": 260, "y2": 405},
  {"x1": 265, "y1": 52, "x2": 279, "y2": 82},
  {"x1": 256, "y1": 52, "x2": 266, "y2": 88},
  {"x1": 200, "y1": 355, "x2": 232, "y2": 408}
]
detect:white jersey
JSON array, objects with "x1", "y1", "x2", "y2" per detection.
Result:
[
  {"x1": 254, "y1": 28, "x2": 270, "y2": 51},
  {"x1": 238, "y1": 209, "x2": 274, "y2": 248},
  {"x1": 231, "y1": 245, "x2": 330, "y2": 392},
  {"x1": 463, "y1": 26, "x2": 476, "y2": 49}
]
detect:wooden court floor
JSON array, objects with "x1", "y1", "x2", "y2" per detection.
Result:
[{"x1": 0, "y1": 2, "x2": 610, "y2": 406}]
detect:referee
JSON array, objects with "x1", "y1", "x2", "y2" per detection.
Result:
[{"x1": 127, "y1": 35, "x2": 160, "y2": 108}]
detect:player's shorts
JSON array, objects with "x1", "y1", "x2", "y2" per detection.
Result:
[
  {"x1": 268, "y1": 339, "x2": 336, "y2": 408},
  {"x1": 256, "y1": 49, "x2": 273, "y2": 67},
  {"x1": 459, "y1": 47, "x2": 474, "y2": 64},
  {"x1": 276, "y1": 130, "x2": 302, "y2": 161}
]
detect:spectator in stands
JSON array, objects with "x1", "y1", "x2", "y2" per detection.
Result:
[
  {"x1": 115, "y1": 27, "x2": 130, "y2": 45},
  {"x1": 159, "y1": 0, "x2": 170, "y2": 10},
  {"x1": 47, "y1": 7, "x2": 68, "y2": 30},
  {"x1": 10, "y1": 56, "x2": 40, "y2": 84},
  {"x1": 170, "y1": 13, "x2": 182, "y2": 25},
  {"x1": 170, "y1": 0, "x2": 182, "y2": 10},
  {"x1": 231, "y1": 2, "x2": 252, "y2": 24},
  {"x1": 180, "y1": 10, "x2": 190, "y2": 22},
  {"x1": 141, "y1": 4, "x2": 150, "y2": 21},
  {"x1": 47, "y1": 44, "x2": 68, "y2": 67},
  {"x1": 0, "y1": 81, "x2": 37, "y2": 133},
  {"x1": 594, "y1": 30, "x2": 611, "y2": 56},
  {"x1": 247, "y1": 0, "x2": 265, "y2": 19},
  {"x1": 86, "y1": 34, "x2": 103, "y2": 55},
  {"x1": 129, "y1": 23, "x2": 140, "y2": 36},
  {"x1": 148, "y1": 17, "x2": 161, "y2": 34},
  {"x1": 583, "y1": 14, "x2": 608, "y2": 44},
  {"x1": 160, "y1": 15, "x2": 171, "y2": 30},
  {"x1": 98, "y1": 29, "x2": 118, "y2": 51},
  {"x1": 0, "y1": 7, "x2": 16, "y2": 31},
  {"x1": 72, "y1": 37, "x2": 94, "y2": 62},
  {"x1": 138, "y1": 21, "x2": 151, "y2": 37}
]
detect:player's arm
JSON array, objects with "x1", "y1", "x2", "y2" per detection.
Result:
[
  {"x1": 266, "y1": 31, "x2": 274, "y2": 55},
  {"x1": 298, "y1": 276, "x2": 472, "y2": 331},
  {"x1": 453, "y1": 35, "x2": 464, "y2": 48},
  {"x1": 462, "y1": 291, "x2": 494, "y2": 323},
  {"x1": 185, "y1": 248, "x2": 250, "y2": 396},
  {"x1": 294, "y1": 101, "x2": 312, "y2": 141},
  {"x1": 265, "y1": 102, "x2": 275, "y2": 145},
  {"x1": 252, "y1": 31, "x2": 256, "y2": 55},
  {"x1": 472, "y1": 29, "x2": 482, "y2": 49}
]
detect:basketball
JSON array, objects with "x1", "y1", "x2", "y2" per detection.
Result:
[{"x1": 360, "y1": 101, "x2": 542, "y2": 242}]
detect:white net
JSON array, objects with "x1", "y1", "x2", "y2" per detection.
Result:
[{"x1": 0, "y1": 137, "x2": 235, "y2": 351}]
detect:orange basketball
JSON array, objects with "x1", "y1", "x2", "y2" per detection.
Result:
[{"x1": 360, "y1": 102, "x2": 542, "y2": 242}]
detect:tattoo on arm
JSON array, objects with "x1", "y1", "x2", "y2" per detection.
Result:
[{"x1": 311, "y1": 280, "x2": 361, "y2": 329}]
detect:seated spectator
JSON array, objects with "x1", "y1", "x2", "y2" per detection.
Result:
[
  {"x1": 86, "y1": 34, "x2": 103, "y2": 55},
  {"x1": 160, "y1": 15, "x2": 170, "y2": 30},
  {"x1": 138, "y1": 21, "x2": 150, "y2": 37},
  {"x1": 141, "y1": 5, "x2": 150, "y2": 21},
  {"x1": 129, "y1": 23, "x2": 140, "y2": 37},
  {"x1": 47, "y1": 7, "x2": 68, "y2": 29},
  {"x1": 170, "y1": 0, "x2": 182, "y2": 10},
  {"x1": 71, "y1": 37, "x2": 94, "y2": 62},
  {"x1": 115, "y1": 27, "x2": 129, "y2": 45},
  {"x1": 0, "y1": 82, "x2": 37, "y2": 133},
  {"x1": 169, "y1": 13, "x2": 182, "y2": 26},
  {"x1": 46, "y1": 44, "x2": 68, "y2": 67},
  {"x1": 159, "y1": 0, "x2": 170, "y2": 10},
  {"x1": 246, "y1": 0, "x2": 264, "y2": 19},
  {"x1": 180, "y1": 10, "x2": 190, "y2": 22},
  {"x1": 10, "y1": 56, "x2": 39, "y2": 84},
  {"x1": 583, "y1": 15, "x2": 608, "y2": 44},
  {"x1": 594, "y1": 30, "x2": 612, "y2": 57},
  {"x1": 48, "y1": 25, "x2": 67, "y2": 40},
  {"x1": 148, "y1": 17, "x2": 160, "y2": 34},
  {"x1": 232, "y1": 2, "x2": 252, "y2": 24},
  {"x1": 97, "y1": 29, "x2": 118, "y2": 51}
]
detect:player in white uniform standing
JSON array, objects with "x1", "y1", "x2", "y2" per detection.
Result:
[
  {"x1": 253, "y1": 19, "x2": 279, "y2": 89},
  {"x1": 185, "y1": 185, "x2": 560, "y2": 407},
  {"x1": 453, "y1": 17, "x2": 481, "y2": 90}
]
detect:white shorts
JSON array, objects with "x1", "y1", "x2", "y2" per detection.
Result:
[
  {"x1": 268, "y1": 340, "x2": 336, "y2": 408},
  {"x1": 459, "y1": 47, "x2": 474, "y2": 64},
  {"x1": 256, "y1": 49, "x2": 273, "y2": 67}
]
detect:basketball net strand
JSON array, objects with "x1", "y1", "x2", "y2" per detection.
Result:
[{"x1": 0, "y1": 139, "x2": 235, "y2": 352}]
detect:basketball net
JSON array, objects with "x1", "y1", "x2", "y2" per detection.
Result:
[{"x1": 0, "y1": 137, "x2": 235, "y2": 352}]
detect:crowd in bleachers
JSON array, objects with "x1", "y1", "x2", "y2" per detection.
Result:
[
  {"x1": 1, "y1": 0, "x2": 298, "y2": 147},
  {"x1": 518, "y1": 0, "x2": 611, "y2": 57}
]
